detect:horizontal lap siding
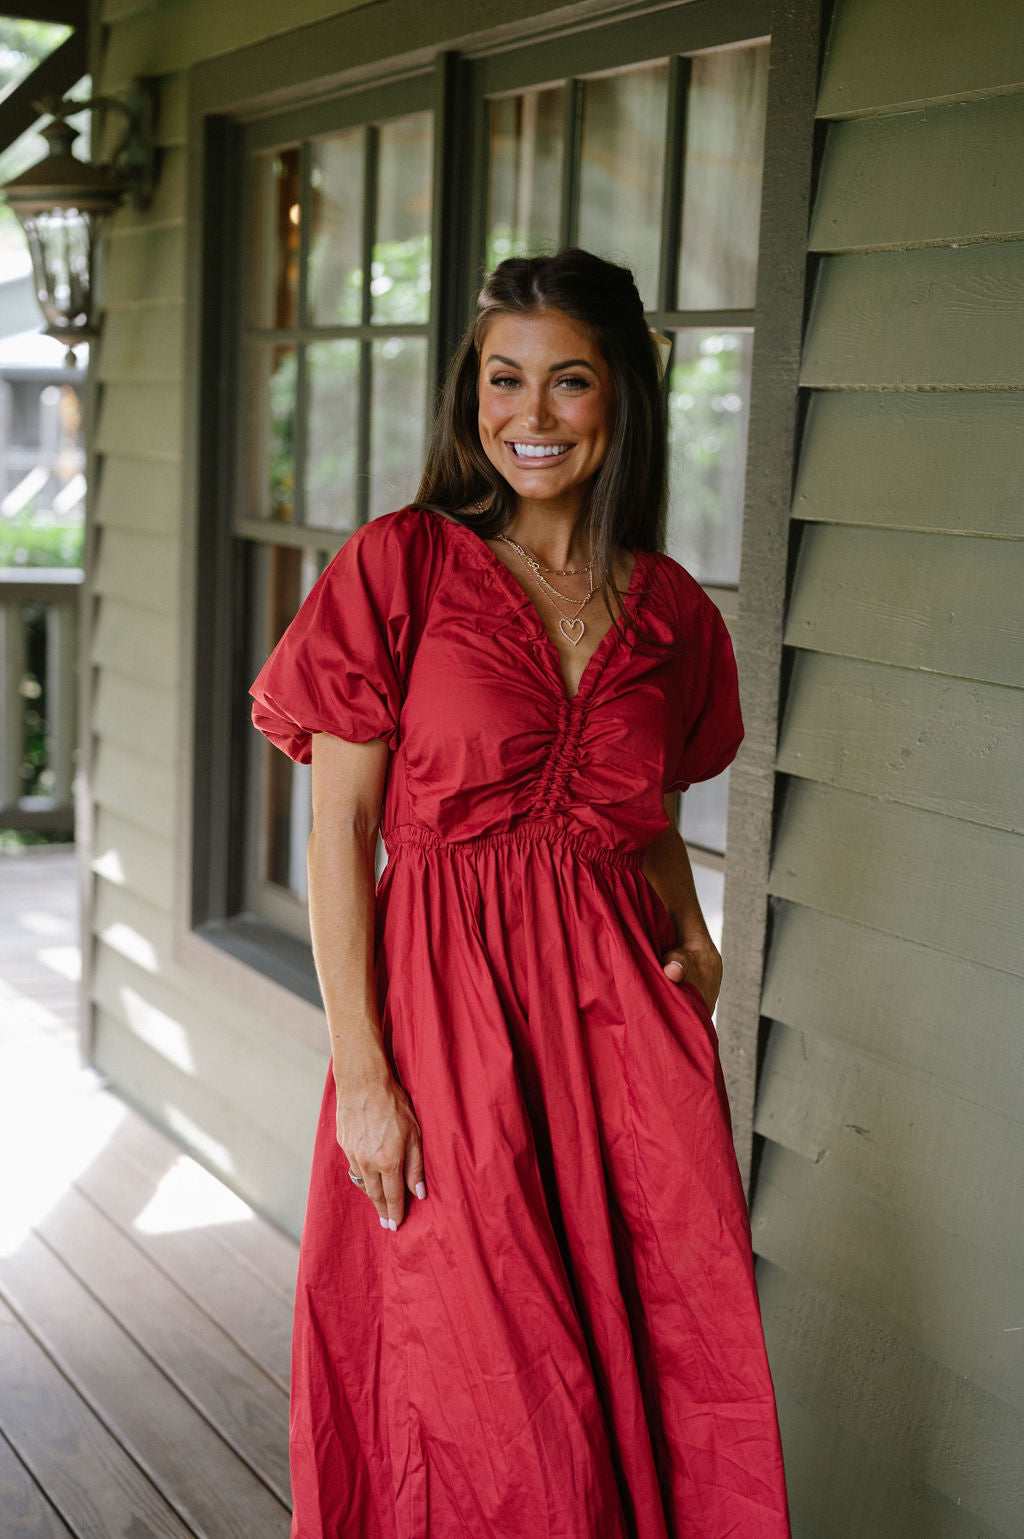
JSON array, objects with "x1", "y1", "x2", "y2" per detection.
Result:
[
  {"x1": 87, "y1": 4, "x2": 337, "y2": 1237},
  {"x1": 752, "y1": 2, "x2": 1024, "y2": 1534}
]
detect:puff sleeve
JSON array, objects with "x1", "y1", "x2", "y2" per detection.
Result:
[
  {"x1": 249, "y1": 508, "x2": 442, "y2": 765},
  {"x1": 665, "y1": 587, "x2": 744, "y2": 795}
]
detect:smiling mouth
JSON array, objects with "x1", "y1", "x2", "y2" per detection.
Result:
[{"x1": 507, "y1": 442, "x2": 573, "y2": 462}]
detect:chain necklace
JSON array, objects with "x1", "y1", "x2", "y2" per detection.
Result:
[{"x1": 498, "y1": 534, "x2": 596, "y2": 646}]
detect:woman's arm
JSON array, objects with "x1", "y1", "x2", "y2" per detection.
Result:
[
  {"x1": 641, "y1": 791, "x2": 723, "y2": 1013},
  {"x1": 308, "y1": 732, "x2": 426, "y2": 1230}
]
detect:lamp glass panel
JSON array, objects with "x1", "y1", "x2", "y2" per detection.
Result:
[
  {"x1": 371, "y1": 112, "x2": 432, "y2": 325},
  {"x1": 677, "y1": 43, "x2": 769, "y2": 311}
]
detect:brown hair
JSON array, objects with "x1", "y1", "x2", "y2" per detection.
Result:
[{"x1": 415, "y1": 249, "x2": 667, "y2": 629}]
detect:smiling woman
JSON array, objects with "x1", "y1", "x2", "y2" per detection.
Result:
[{"x1": 249, "y1": 249, "x2": 790, "y2": 1539}]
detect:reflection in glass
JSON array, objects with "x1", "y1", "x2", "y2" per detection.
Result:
[
  {"x1": 578, "y1": 64, "x2": 669, "y2": 309},
  {"x1": 368, "y1": 337, "x2": 427, "y2": 518},
  {"x1": 373, "y1": 112, "x2": 432, "y2": 325},
  {"x1": 666, "y1": 330, "x2": 752, "y2": 587},
  {"x1": 249, "y1": 345, "x2": 298, "y2": 521},
  {"x1": 306, "y1": 341, "x2": 360, "y2": 529},
  {"x1": 677, "y1": 44, "x2": 769, "y2": 311},
  {"x1": 253, "y1": 148, "x2": 301, "y2": 329},
  {"x1": 487, "y1": 86, "x2": 565, "y2": 267},
  {"x1": 261, "y1": 544, "x2": 320, "y2": 898},
  {"x1": 309, "y1": 128, "x2": 365, "y2": 325}
]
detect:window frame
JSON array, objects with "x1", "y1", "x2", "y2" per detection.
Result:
[{"x1": 175, "y1": 0, "x2": 824, "y2": 1180}]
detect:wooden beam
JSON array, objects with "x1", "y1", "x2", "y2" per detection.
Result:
[{"x1": 0, "y1": 28, "x2": 88, "y2": 159}]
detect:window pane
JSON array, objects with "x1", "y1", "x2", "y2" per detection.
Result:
[
  {"x1": 306, "y1": 340, "x2": 359, "y2": 530},
  {"x1": 258, "y1": 544, "x2": 319, "y2": 898},
  {"x1": 372, "y1": 112, "x2": 432, "y2": 325},
  {"x1": 252, "y1": 149, "x2": 300, "y2": 329},
  {"x1": 308, "y1": 128, "x2": 365, "y2": 325},
  {"x1": 577, "y1": 63, "x2": 668, "y2": 309},
  {"x1": 666, "y1": 329, "x2": 752, "y2": 586},
  {"x1": 486, "y1": 86, "x2": 565, "y2": 266},
  {"x1": 368, "y1": 336, "x2": 427, "y2": 519},
  {"x1": 248, "y1": 344, "x2": 299, "y2": 522},
  {"x1": 693, "y1": 862, "x2": 724, "y2": 955},
  {"x1": 681, "y1": 766, "x2": 730, "y2": 857},
  {"x1": 677, "y1": 44, "x2": 769, "y2": 311}
]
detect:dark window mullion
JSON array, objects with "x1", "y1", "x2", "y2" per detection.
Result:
[
  {"x1": 356, "y1": 125, "x2": 379, "y2": 526},
  {"x1": 657, "y1": 54, "x2": 690, "y2": 316},
  {"x1": 559, "y1": 77, "x2": 583, "y2": 250}
]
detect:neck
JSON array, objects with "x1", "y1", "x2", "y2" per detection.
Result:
[{"x1": 505, "y1": 498, "x2": 593, "y2": 570}]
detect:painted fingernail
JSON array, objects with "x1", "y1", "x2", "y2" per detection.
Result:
[
  {"x1": 380, "y1": 1217, "x2": 388, "y2": 1228},
  {"x1": 415, "y1": 1182, "x2": 427, "y2": 1200},
  {"x1": 387, "y1": 1219, "x2": 397, "y2": 1231}
]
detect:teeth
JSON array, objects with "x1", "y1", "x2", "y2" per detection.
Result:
[{"x1": 511, "y1": 442, "x2": 570, "y2": 458}]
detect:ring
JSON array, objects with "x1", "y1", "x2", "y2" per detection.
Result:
[{"x1": 348, "y1": 1170, "x2": 365, "y2": 1186}]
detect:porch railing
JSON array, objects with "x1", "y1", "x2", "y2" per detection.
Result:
[{"x1": 0, "y1": 567, "x2": 82, "y2": 833}]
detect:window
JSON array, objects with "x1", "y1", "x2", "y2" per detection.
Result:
[
  {"x1": 236, "y1": 80, "x2": 434, "y2": 940},
  {"x1": 192, "y1": 2, "x2": 772, "y2": 984},
  {"x1": 472, "y1": 39, "x2": 769, "y2": 946}
]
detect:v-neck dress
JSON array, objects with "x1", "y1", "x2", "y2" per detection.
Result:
[{"x1": 250, "y1": 506, "x2": 790, "y2": 1539}]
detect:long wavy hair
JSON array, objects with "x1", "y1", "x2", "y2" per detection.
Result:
[{"x1": 415, "y1": 249, "x2": 667, "y2": 630}]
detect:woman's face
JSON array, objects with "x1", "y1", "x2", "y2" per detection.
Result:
[{"x1": 476, "y1": 309, "x2": 615, "y2": 515}]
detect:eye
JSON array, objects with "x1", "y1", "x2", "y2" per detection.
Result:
[
  {"x1": 556, "y1": 374, "x2": 591, "y2": 392},
  {"x1": 487, "y1": 373, "x2": 519, "y2": 390}
]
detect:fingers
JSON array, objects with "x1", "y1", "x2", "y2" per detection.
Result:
[
  {"x1": 662, "y1": 948, "x2": 687, "y2": 982},
  {"x1": 350, "y1": 1133, "x2": 427, "y2": 1232},
  {"x1": 406, "y1": 1140, "x2": 427, "y2": 1204}
]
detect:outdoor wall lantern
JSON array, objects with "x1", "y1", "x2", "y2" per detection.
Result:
[{"x1": 2, "y1": 78, "x2": 158, "y2": 366}]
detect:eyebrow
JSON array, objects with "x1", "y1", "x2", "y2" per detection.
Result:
[{"x1": 484, "y1": 354, "x2": 598, "y2": 374}]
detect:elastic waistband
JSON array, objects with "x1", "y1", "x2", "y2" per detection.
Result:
[{"x1": 383, "y1": 824, "x2": 643, "y2": 871}]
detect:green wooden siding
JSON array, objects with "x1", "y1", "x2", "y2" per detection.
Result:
[
  {"x1": 89, "y1": 0, "x2": 330, "y2": 1235},
  {"x1": 752, "y1": 1, "x2": 1024, "y2": 1533}
]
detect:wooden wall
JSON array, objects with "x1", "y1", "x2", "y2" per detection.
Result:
[
  {"x1": 84, "y1": 0, "x2": 377, "y2": 1234},
  {"x1": 749, "y1": 3, "x2": 1024, "y2": 1535}
]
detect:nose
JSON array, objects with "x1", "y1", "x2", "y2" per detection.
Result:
[{"x1": 522, "y1": 382, "x2": 555, "y2": 431}]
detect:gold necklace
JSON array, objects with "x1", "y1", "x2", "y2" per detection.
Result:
[{"x1": 498, "y1": 534, "x2": 596, "y2": 646}]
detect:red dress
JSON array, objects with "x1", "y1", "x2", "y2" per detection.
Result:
[{"x1": 250, "y1": 506, "x2": 790, "y2": 1539}]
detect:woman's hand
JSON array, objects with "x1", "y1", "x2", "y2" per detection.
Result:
[
  {"x1": 335, "y1": 1064, "x2": 427, "y2": 1230},
  {"x1": 661, "y1": 936, "x2": 722, "y2": 1015}
]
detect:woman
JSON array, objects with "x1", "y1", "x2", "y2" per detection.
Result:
[{"x1": 250, "y1": 249, "x2": 790, "y2": 1539}]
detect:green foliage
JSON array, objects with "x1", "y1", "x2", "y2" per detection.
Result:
[{"x1": 0, "y1": 506, "x2": 83, "y2": 568}]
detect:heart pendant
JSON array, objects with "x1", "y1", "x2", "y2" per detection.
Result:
[{"x1": 559, "y1": 617, "x2": 585, "y2": 646}]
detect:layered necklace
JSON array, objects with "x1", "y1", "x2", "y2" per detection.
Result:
[{"x1": 498, "y1": 533, "x2": 596, "y2": 646}]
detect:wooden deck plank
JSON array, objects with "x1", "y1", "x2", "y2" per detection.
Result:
[
  {"x1": 74, "y1": 1140, "x2": 294, "y2": 1389},
  {"x1": 0, "y1": 1296, "x2": 197, "y2": 1539},
  {"x1": 30, "y1": 1183, "x2": 291, "y2": 1501},
  {"x1": 108, "y1": 1109, "x2": 300, "y2": 1301},
  {"x1": 0, "y1": 1432, "x2": 76, "y2": 1539},
  {"x1": 0, "y1": 850, "x2": 299, "y2": 1533},
  {"x1": 0, "y1": 1232, "x2": 290, "y2": 1538}
]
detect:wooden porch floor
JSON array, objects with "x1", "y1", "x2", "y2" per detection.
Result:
[{"x1": 0, "y1": 850, "x2": 296, "y2": 1539}]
